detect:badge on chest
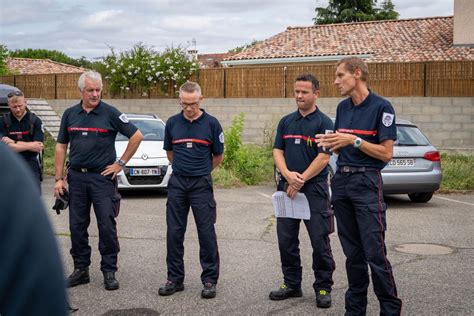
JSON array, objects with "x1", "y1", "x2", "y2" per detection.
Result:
[
  {"x1": 186, "y1": 142, "x2": 193, "y2": 148},
  {"x1": 295, "y1": 138, "x2": 301, "y2": 145}
]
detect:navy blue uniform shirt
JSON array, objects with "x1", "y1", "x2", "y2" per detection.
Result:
[
  {"x1": 334, "y1": 91, "x2": 397, "y2": 170},
  {"x1": 274, "y1": 107, "x2": 334, "y2": 183},
  {"x1": 0, "y1": 110, "x2": 44, "y2": 161},
  {"x1": 164, "y1": 110, "x2": 224, "y2": 177},
  {"x1": 57, "y1": 101, "x2": 137, "y2": 170}
]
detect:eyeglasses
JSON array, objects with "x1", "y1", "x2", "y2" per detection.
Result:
[
  {"x1": 7, "y1": 91, "x2": 23, "y2": 98},
  {"x1": 180, "y1": 101, "x2": 200, "y2": 108}
]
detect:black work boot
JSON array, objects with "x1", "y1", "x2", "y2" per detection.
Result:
[
  {"x1": 158, "y1": 280, "x2": 185, "y2": 296},
  {"x1": 201, "y1": 283, "x2": 217, "y2": 299},
  {"x1": 269, "y1": 283, "x2": 303, "y2": 301},
  {"x1": 103, "y1": 271, "x2": 119, "y2": 291},
  {"x1": 316, "y1": 289, "x2": 332, "y2": 308},
  {"x1": 67, "y1": 268, "x2": 90, "y2": 288}
]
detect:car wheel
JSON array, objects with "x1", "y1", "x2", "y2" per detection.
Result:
[{"x1": 408, "y1": 192, "x2": 434, "y2": 203}]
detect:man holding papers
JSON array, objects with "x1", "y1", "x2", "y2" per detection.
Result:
[{"x1": 270, "y1": 74, "x2": 335, "y2": 309}]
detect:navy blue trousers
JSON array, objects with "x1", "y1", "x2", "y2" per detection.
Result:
[
  {"x1": 68, "y1": 169, "x2": 121, "y2": 272},
  {"x1": 24, "y1": 158, "x2": 41, "y2": 193},
  {"x1": 166, "y1": 174, "x2": 219, "y2": 284},
  {"x1": 276, "y1": 179, "x2": 335, "y2": 292},
  {"x1": 331, "y1": 170, "x2": 402, "y2": 316}
]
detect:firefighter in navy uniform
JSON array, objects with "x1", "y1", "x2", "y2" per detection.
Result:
[
  {"x1": 270, "y1": 74, "x2": 335, "y2": 309},
  {"x1": 158, "y1": 81, "x2": 224, "y2": 299},
  {"x1": 0, "y1": 90, "x2": 44, "y2": 191},
  {"x1": 317, "y1": 57, "x2": 402, "y2": 316},
  {"x1": 54, "y1": 71, "x2": 143, "y2": 291}
]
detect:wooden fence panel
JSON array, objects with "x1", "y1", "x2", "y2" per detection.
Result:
[
  {"x1": 56, "y1": 73, "x2": 81, "y2": 99},
  {"x1": 426, "y1": 61, "x2": 474, "y2": 97},
  {"x1": 285, "y1": 65, "x2": 339, "y2": 97},
  {"x1": 368, "y1": 63, "x2": 424, "y2": 96},
  {"x1": 245, "y1": 67, "x2": 284, "y2": 97},
  {"x1": 0, "y1": 76, "x2": 15, "y2": 86},
  {"x1": 15, "y1": 74, "x2": 55, "y2": 99},
  {"x1": 225, "y1": 68, "x2": 246, "y2": 98},
  {"x1": 197, "y1": 69, "x2": 225, "y2": 98}
]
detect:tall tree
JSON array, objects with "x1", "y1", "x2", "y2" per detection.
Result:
[
  {"x1": 314, "y1": 0, "x2": 399, "y2": 25},
  {"x1": 0, "y1": 44, "x2": 10, "y2": 75}
]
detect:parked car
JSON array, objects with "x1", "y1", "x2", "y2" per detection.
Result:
[
  {"x1": 115, "y1": 114, "x2": 172, "y2": 190},
  {"x1": 0, "y1": 84, "x2": 44, "y2": 180},
  {"x1": 275, "y1": 119, "x2": 442, "y2": 203}
]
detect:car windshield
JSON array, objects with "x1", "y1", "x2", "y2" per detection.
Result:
[
  {"x1": 395, "y1": 125, "x2": 430, "y2": 146},
  {"x1": 116, "y1": 119, "x2": 165, "y2": 141}
]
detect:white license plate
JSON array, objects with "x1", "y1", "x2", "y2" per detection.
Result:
[
  {"x1": 389, "y1": 158, "x2": 415, "y2": 167},
  {"x1": 130, "y1": 168, "x2": 161, "y2": 176}
]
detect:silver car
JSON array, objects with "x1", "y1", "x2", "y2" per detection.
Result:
[
  {"x1": 275, "y1": 119, "x2": 442, "y2": 203},
  {"x1": 115, "y1": 114, "x2": 172, "y2": 190}
]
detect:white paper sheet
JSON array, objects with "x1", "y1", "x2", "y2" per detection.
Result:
[{"x1": 271, "y1": 191, "x2": 311, "y2": 220}]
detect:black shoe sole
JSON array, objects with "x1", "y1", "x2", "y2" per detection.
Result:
[
  {"x1": 158, "y1": 284, "x2": 185, "y2": 296},
  {"x1": 201, "y1": 291, "x2": 216, "y2": 299},
  {"x1": 105, "y1": 283, "x2": 119, "y2": 291},
  {"x1": 269, "y1": 290, "x2": 303, "y2": 301},
  {"x1": 68, "y1": 277, "x2": 90, "y2": 288},
  {"x1": 316, "y1": 302, "x2": 332, "y2": 309}
]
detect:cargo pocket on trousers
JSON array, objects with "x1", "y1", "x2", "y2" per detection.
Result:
[
  {"x1": 209, "y1": 199, "x2": 217, "y2": 224},
  {"x1": 111, "y1": 193, "x2": 122, "y2": 217},
  {"x1": 367, "y1": 203, "x2": 387, "y2": 232},
  {"x1": 321, "y1": 208, "x2": 335, "y2": 234}
]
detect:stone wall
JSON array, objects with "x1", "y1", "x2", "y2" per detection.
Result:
[{"x1": 48, "y1": 97, "x2": 473, "y2": 152}]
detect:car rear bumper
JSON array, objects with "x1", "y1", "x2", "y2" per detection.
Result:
[
  {"x1": 117, "y1": 165, "x2": 172, "y2": 190},
  {"x1": 382, "y1": 170, "x2": 442, "y2": 194}
]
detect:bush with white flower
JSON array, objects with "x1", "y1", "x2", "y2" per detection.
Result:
[{"x1": 101, "y1": 43, "x2": 199, "y2": 96}]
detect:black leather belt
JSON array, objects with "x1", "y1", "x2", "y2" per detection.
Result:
[
  {"x1": 70, "y1": 167, "x2": 103, "y2": 173},
  {"x1": 338, "y1": 166, "x2": 377, "y2": 173}
]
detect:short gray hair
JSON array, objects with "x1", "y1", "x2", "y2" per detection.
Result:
[
  {"x1": 78, "y1": 71, "x2": 103, "y2": 91},
  {"x1": 179, "y1": 81, "x2": 201, "y2": 98}
]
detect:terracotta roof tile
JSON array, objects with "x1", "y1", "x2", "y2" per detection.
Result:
[
  {"x1": 225, "y1": 17, "x2": 474, "y2": 63},
  {"x1": 198, "y1": 53, "x2": 236, "y2": 68},
  {"x1": 7, "y1": 57, "x2": 88, "y2": 74}
]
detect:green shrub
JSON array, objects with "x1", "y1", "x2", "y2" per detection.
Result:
[
  {"x1": 440, "y1": 153, "x2": 474, "y2": 192},
  {"x1": 221, "y1": 113, "x2": 244, "y2": 169}
]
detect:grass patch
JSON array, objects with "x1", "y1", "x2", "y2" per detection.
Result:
[
  {"x1": 439, "y1": 153, "x2": 474, "y2": 192},
  {"x1": 43, "y1": 132, "x2": 56, "y2": 176}
]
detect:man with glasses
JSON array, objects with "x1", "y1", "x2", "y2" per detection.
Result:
[
  {"x1": 0, "y1": 89, "x2": 44, "y2": 191},
  {"x1": 158, "y1": 81, "x2": 224, "y2": 299}
]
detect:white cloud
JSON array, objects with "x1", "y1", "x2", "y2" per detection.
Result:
[{"x1": 81, "y1": 9, "x2": 124, "y2": 28}]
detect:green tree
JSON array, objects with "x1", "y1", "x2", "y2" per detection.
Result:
[
  {"x1": 314, "y1": 0, "x2": 398, "y2": 24},
  {"x1": 101, "y1": 43, "x2": 199, "y2": 96},
  {"x1": 9, "y1": 48, "x2": 83, "y2": 66},
  {"x1": 0, "y1": 44, "x2": 10, "y2": 75}
]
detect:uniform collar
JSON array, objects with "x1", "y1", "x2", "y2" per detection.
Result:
[
  {"x1": 295, "y1": 106, "x2": 319, "y2": 120},
  {"x1": 350, "y1": 90, "x2": 373, "y2": 108},
  {"x1": 75, "y1": 101, "x2": 104, "y2": 115},
  {"x1": 180, "y1": 108, "x2": 207, "y2": 124}
]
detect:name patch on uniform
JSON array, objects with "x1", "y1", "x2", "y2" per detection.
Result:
[
  {"x1": 295, "y1": 138, "x2": 301, "y2": 144},
  {"x1": 219, "y1": 132, "x2": 224, "y2": 143},
  {"x1": 82, "y1": 132, "x2": 88, "y2": 136},
  {"x1": 186, "y1": 142, "x2": 193, "y2": 148},
  {"x1": 325, "y1": 129, "x2": 334, "y2": 135},
  {"x1": 382, "y1": 112, "x2": 394, "y2": 127},
  {"x1": 119, "y1": 114, "x2": 129, "y2": 123}
]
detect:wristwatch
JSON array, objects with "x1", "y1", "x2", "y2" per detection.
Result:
[
  {"x1": 55, "y1": 177, "x2": 64, "y2": 182},
  {"x1": 353, "y1": 137, "x2": 363, "y2": 148},
  {"x1": 117, "y1": 159, "x2": 126, "y2": 167}
]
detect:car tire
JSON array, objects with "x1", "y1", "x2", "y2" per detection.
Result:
[{"x1": 408, "y1": 192, "x2": 434, "y2": 203}]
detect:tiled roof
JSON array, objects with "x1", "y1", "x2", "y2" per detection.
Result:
[
  {"x1": 198, "y1": 53, "x2": 236, "y2": 68},
  {"x1": 7, "y1": 57, "x2": 88, "y2": 74},
  {"x1": 225, "y1": 17, "x2": 474, "y2": 63}
]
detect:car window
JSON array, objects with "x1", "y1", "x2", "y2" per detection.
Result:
[
  {"x1": 396, "y1": 125, "x2": 430, "y2": 146},
  {"x1": 116, "y1": 119, "x2": 165, "y2": 141}
]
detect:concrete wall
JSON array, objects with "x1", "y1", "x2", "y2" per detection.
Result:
[
  {"x1": 48, "y1": 97, "x2": 474, "y2": 152},
  {"x1": 454, "y1": 0, "x2": 474, "y2": 46}
]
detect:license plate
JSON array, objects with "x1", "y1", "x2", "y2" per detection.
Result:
[
  {"x1": 389, "y1": 158, "x2": 415, "y2": 167},
  {"x1": 129, "y1": 168, "x2": 161, "y2": 176}
]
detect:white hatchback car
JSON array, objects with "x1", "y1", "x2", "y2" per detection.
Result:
[{"x1": 115, "y1": 114, "x2": 172, "y2": 190}]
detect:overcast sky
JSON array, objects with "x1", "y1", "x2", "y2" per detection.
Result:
[{"x1": 0, "y1": 0, "x2": 453, "y2": 60}]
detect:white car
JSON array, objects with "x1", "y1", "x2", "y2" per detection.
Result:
[{"x1": 115, "y1": 114, "x2": 172, "y2": 190}]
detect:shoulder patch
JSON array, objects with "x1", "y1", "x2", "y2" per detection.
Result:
[
  {"x1": 382, "y1": 112, "x2": 394, "y2": 127},
  {"x1": 119, "y1": 113, "x2": 129, "y2": 123},
  {"x1": 219, "y1": 132, "x2": 224, "y2": 144},
  {"x1": 41, "y1": 123, "x2": 45, "y2": 133}
]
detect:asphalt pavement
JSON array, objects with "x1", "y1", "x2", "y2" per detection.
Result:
[{"x1": 41, "y1": 176, "x2": 474, "y2": 315}]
